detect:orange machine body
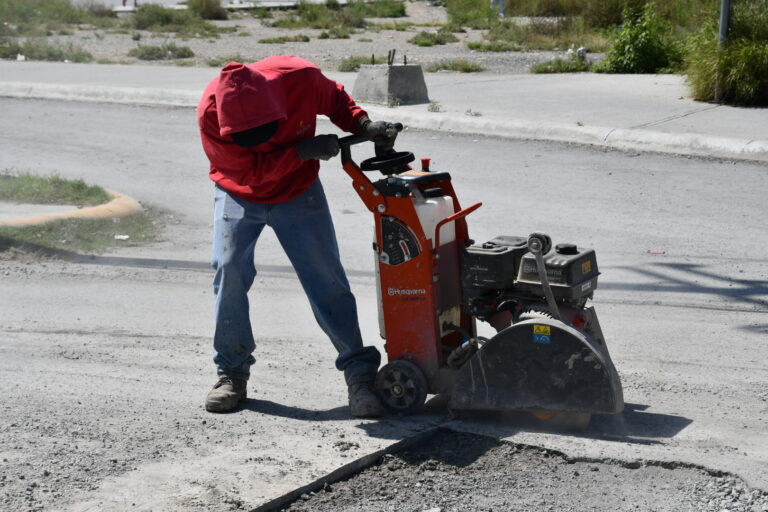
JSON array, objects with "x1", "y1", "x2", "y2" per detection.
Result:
[{"x1": 342, "y1": 160, "x2": 481, "y2": 393}]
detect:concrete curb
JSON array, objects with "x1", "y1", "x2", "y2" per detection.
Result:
[
  {"x1": 0, "y1": 188, "x2": 144, "y2": 228},
  {"x1": 0, "y1": 82, "x2": 199, "y2": 108},
  {"x1": 2, "y1": 81, "x2": 767, "y2": 162},
  {"x1": 362, "y1": 105, "x2": 768, "y2": 163}
]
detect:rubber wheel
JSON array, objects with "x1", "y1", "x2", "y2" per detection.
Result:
[
  {"x1": 375, "y1": 360, "x2": 428, "y2": 414},
  {"x1": 531, "y1": 410, "x2": 592, "y2": 432}
]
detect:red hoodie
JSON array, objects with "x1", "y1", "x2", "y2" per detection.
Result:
[{"x1": 198, "y1": 56, "x2": 368, "y2": 203}]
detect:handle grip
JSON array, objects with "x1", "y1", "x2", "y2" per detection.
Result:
[{"x1": 338, "y1": 122, "x2": 403, "y2": 147}]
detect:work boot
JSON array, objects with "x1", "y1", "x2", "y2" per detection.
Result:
[
  {"x1": 348, "y1": 382, "x2": 383, "y2": 418},
  {"x1": 205, "y1": 376, "x2": 247, "y2": 413}
]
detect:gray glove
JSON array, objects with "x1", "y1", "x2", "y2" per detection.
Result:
[
  {"x1": 359, "y1": 118, "x2": 398, "y2": 153},
  {"x1": 295, "y1": 135, "x2": 340, "y2": 161}
]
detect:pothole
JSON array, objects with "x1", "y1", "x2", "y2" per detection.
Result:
[{"x1": 272, "y1": 429, "x2": 768, "y2": 512}]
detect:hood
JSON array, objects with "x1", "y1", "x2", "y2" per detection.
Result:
[{"x1": 214, "y1": 62, "x2": 287, "y2": 137}]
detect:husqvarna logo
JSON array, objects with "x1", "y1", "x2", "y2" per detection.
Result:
[{"x1": 388, "y1": 288, "x2": 427, "y2": 297}]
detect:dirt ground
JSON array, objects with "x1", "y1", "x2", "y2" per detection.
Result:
[
  {"x1": 283, "y1": 430, "x2": 768, "y2": 512},
  {"x1": 58, "y1": 2, "x2": 565, "y2": 73}
]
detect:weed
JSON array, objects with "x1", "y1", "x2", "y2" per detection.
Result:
[
  {"x1": 128, "y1": 42, "x2": 194, "y2": 60},
  {"x1": 467, "y1": 40, "x2": 521, "y2": 52},
  {"x1": 271, "y1": 1, "x2": 366, "y2": 30},
  {"x1": 187, "y1": 0, "x2": 229, "y2": 20},
  {"x1": 249, "y1": 7, "x2": 273, "y2": 19},
  {"x1": 132, "y1": 32, "x2": 141, "y2": 41},
  {"x1": 428, "y1": 101, "x2": 443, "y2": 112},
  {"x1": 0, "y1": 213, "x2": 162, "y2": 254},
  {"x1": 237, "y1": 31, "x2": 252, "y2": 37},
  {"x1": 258, "y1": 34, "x2": 311, "y2": 43},
  {"x1": 0, "y1": 173, "x2": 111, "y2": 206},
  {"x1": 686, "y1": 0, "x2": 768, "y2": 105},
  {"x1": 408, "y1": 29, "x2": 459, "y2": 47},
  {"x1": 444, "y1": 0, "x2": 496, "y2": 29},
  {"x1": 481, "y1": 17, "x2": 609, "y2": 52},
  {"x1": 207, "y1": 54, "x2": 249, "y2": 67},
  {"x1": 426, "y1": 59, "x2": 485, "y2": 72},
  {"x1": 348, "y1": 0, "x2": 406, "y2": 18},
  {"x1": 131, "y1": 4, "x2": 220, "y2": 38},
  {"x1": 530, "y1": 55, "x2": 591, "y2": 73},
  {"x1": 338, "y1": 54, "x2": 386, "y2": 72},
  {"x1": 0, "y1": 0, "x2": 117, "y2": 36},
  {"x1": 319, "y1": 27, "x2": 352, "y2": 39},
  {"x1": 387, "y1": 94, "x2": 402, "y2": 107},
  {"x1": 464, "y1": 109, "x2": 482, "y2": 116},
  {"x1": 596, "y1": 3, "x2": 683, "y2": 74},
  {"x1": 368, "y1": 21, "x2": 412, "y2": 31},
  {"x1": 0, "y1": 38, "x2": 92, "y2": 62},
  {"x1": 358, "y1": 37, "x2": 374, "y2": 42}
]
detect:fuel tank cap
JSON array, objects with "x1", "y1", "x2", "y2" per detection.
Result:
[{"x1": 555, "y1": 243, "x2": 579, "y2": 255}]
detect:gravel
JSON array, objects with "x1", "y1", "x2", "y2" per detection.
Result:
[
  {"x1": 283, "y1": 429, "x2": 768, "y2": 512},
  {"x1": 32, "y1": 3, "x2": 579, "y2": 74}
]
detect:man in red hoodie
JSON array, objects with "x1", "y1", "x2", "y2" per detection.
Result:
[{"x1": 197, "y1": 56, "x2": 396, "y2": 416}]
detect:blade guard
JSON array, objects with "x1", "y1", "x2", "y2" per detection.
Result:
[{"x1": 449, "y1": 319, "x2": 624, "y2": 414}]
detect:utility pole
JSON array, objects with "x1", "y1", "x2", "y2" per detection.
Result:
[{"x1": 714, "y1": 0, "x2": 732, "y2": 102}]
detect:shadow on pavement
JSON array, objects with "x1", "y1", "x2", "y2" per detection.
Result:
[
  {"x1": 603, "y1": 262, "x2": 768, "y2": 312},
  {"x1": 240, "y1": 398, "x2": 351, "y2": 421}
]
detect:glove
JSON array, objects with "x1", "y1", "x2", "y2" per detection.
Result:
[
  {"x1": 358, "y1": 118, "x2": 398, "y2": 154},
  {"x1": 294, "y1": 135, "x2": 340, "y2": 161}
]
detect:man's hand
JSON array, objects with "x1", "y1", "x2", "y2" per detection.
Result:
[
  {"x1": 295, "y1": 135, "x2": 340, "y2": 161},
  {"x1": 359, "y1": 118, "x2": 398, "y2": 154}
]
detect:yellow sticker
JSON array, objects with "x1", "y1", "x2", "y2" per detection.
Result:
[
  {"x1": 533, "y1": 324, "x2": 551, "y2": 335},
  {"x1": 582, "y1": 260, "x2": 592, "y2": 274}
]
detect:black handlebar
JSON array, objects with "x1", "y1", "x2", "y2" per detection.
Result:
[{"x1": 338, "y1": 122, "x2": 404, "y2": 148}]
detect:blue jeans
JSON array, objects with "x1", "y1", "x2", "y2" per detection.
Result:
[{"x1": 211, "y1": 179, "x2": 381, "y2": 385}]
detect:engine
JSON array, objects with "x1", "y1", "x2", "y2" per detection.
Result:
[{"x1": 461, "y1": 235, "x2": 600, "y2": 319}]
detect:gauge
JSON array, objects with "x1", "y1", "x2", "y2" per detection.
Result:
[{"x1": 380, "y1": 217, "x2": 420, "y2": 266}]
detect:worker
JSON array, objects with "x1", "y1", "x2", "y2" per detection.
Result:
[{"x1": 197, "y1": 56, "x2": 397, "y2": 417}]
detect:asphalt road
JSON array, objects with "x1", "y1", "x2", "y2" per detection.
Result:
[{"x1": 1, "y1": 98, "x2": 767, "y2": 511}]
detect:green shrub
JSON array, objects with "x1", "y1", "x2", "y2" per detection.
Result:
[
  {"x1": 348, "y1": 0, "x2": 406, "y2": 18},
  {"x1": 686, "y1": 0, "x2": 768, "y2": 105},
  {"x1": 530, "y1": 56, "x2": 591, "y2": 73},
  {"x1": 0, "y1": 38, "x2": 93, "y2": 62},
  {"x1": 0, "y1": 38, "x2": 21, "y2": 59},
  {"x1": 0, "y1": 172, "x2": 111, "y2": 206},
  {"x1": 0, "y1": 0, "x2": 117, "y2": 36},
  {"x1": 444, "y1": 0, "x2": 496, "y2": 28},
  {"x1": 338, "y1": 54, "x2": 386, "y2": 72},
  {"x1": 128, "y1": 42, "x2": 194, "y2": 60},
  {"x1": 426, "y1": 59, "x2": 485, "y2": 72},
  {"x1": 258, "y1": 34, "x2": 311, "y2": 43},
  {"x1": 272, "y1": 0, "x2": 367, "y2": 30},
  {"x1": 319, "y1": 27, "x2": 352, "y2": 39},
  {"x1": 477, "y1": 17, "x2": 610, "y2": 52},
  {"x1": 467, "y1": 40, "x2": 521, "y2": 51},
  {"x1": 132, "y1": 4, "x2": 219, "y2": 37},
  {"x1": 597, "y1": 3, "x2": 682, "y2": 73},
  {"x1": 187, "y1": 0, "x2": 228, "y2": 20},
  {"x1": 408, "y1": 29, "x2": 459, "y2": 46},
  {"x1": 207, "y1": 53, "x2": 249, "y2": 67}
]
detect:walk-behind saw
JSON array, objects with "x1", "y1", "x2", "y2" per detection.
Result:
[{"x1": 338, "y1": 125, "x2": 623, "y2": 429}]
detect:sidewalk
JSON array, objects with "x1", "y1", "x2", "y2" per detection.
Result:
[{"x1": 2, "y1": 61, "x2": 767, "y2": 163}]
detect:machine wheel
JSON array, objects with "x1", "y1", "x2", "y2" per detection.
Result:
[
  {"x1": 531, "y1": 410, "x2": 592, "y2": 432},
  {"x1": 375, "y1": 360, "x2": 428, "y2": 414}
]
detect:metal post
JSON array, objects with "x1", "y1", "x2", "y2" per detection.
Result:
[{"x1": 714, "y1": 0, "x2": 732, "y2": 102}]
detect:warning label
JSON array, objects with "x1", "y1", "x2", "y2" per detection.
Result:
[{"x1": 533, "y1": 325, "x2": 551, "y2": 335}]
